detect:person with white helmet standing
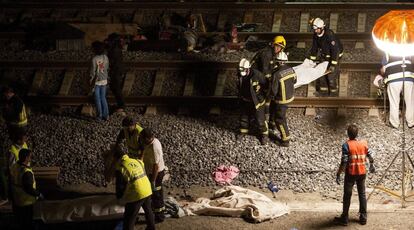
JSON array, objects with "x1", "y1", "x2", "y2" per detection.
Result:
[
  {"x1": 309, "y1": 17, "x2": 343, "y2": 96},
  {"x1": 268, "y1": 52, "x2": 297, "y2": 147},
  {"x1": 238, "y1": 58, "x2": 269, "y2": 145}
]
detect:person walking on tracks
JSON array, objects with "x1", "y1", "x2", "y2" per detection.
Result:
[
  {"x1": 10, "y1": 149, "x2": 43, "y2": 229},
  {"x1": 116, "y1": 117, "x2": 144, "y2": 157},
  {"x1": 309, "y1": 18, "x2": 343, "y2": 96},
  {"x1": 107, "y1": 33, "x2": 126, "y2": 114},
  {"x1": 114, "y1": 145, "x2": 155, "y2": 230},
  {"x1": 141, "y1": 128, "x2": 167, "y2": 223},
  {"x1": 334, "y1": 124, "x2": 375, "y2": 226},
  {"x1": 238, "y1": 58, "x2": 269, "y2": 145},
  {"x1": 268, "y1": 52, "x2": 296, "y2": 147},
  {"x1": 90, "y1": 41, "x2": 110, "y2": 121}
]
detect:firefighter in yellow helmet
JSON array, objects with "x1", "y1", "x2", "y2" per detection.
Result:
[
  {"x1": 10, "y1": 149, "x2": 43, "y2": 229},
  {"x1": 116, "y1": 116, "x2": 144, "y2": 157},
  {"x1": 114, "y1": 145, "x2": 155, "y2": 230}
]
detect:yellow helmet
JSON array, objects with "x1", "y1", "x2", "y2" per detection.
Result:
[{"x1": 273, "y1": 36, "x2": 286, "y2": 48}]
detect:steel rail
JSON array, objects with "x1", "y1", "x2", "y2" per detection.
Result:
[
  {"x1": 25, "y1": 95, "x2": 383, "y2": 108},
  {"x1": 1, "y1": 2, "x2": 414, "y2": 10},
  {"x1": 0, "y1": 61, "x2": 381, "y2": 71}
]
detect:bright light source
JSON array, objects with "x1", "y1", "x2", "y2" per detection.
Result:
[{"x1": 372, "y1": 10, "x2": 414, "y2": 57}]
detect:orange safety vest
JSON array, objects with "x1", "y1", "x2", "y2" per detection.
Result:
[{"x1": 347, "y1": 140, "x2": 368, "y2": 175}]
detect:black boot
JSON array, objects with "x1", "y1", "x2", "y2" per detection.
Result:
[
  {"x1": 260, "y1": 135, "x2": 269, "y2": 145},
  {"x1": 334, "y1": 214, "x2": 348, "y2": 226},
  {"x1": 359, "y1": 213, "x2": 367, "y2": 225}
]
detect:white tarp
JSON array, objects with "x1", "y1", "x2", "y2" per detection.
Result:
[
  {"x1": 34, "y1": 195, "x2": 124, "y2": 223},
  {"x1": 293, "y1": 59, "x2": 329, "y2": 89},
  {"x1": 183, "y1": 186, "x2": 289, "y2": 223}
]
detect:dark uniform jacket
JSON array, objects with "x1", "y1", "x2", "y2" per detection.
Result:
[
  {"x1": 2, "y1": 95, "x2": 24, "y2": 124},
  {"x1": 309, "y1": 28, "x2": 343, "y2": 66},
  {"x1": 270, "y1": 64, "x2": 297, "y2": 104},
  {"x1": 238, "y1": 69, "x2": 267, "y2": 109},
  {"x1": 252, "y1": 45, "x2": 275, "y2": 79}
]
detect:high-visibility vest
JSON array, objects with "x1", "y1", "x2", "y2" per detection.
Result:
[
  {"x1": 116, "y1": 155, "x2": 152, "y2": 203},
  {"x1": 347, "y1": 140, "x2": 368, "y2": 175},
  {"x1": 11, "y1": 104, "x2": 28, "y2": 127},
  {"x1": 9, "y1": 142, "x2": 29, "y2": 166},
  {"x1": 123, "y1": 124, "x2": 143, "y2": 155},
  {"x1": 10, "y1": 163, "x2": 37, "y2": 207}
]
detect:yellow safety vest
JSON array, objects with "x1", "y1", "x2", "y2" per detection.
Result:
[
  {"x1": 11, "y1": 104, "x2": 28, "y2": 127},
  {"x1": 123, "y1": 124, "x2": 143, "y2": 155},
  {"x1": 9, "y1": 142, "x2": 29, "y2": 166},
  {"x1": 116, "y1": 155, "x2": 152, "y2": 203},
  {"x1": 10, "y1": 163, "x2": 37, "y2": 207}
]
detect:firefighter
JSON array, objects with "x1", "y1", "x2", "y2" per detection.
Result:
[
  {"x1": 334, "y1": 124, "x2": 375, "y2": 226},
  {"x1": 1, "y1": 86, "x2": 28, "y2": 141},
  {"x1": 114, "y1": 145, "x2": 155, "y2": 230},
  {"x1": 116, "y1": 117, "x2": 144, "y2": 157},
  {"x1": 238, "y1": 58, "x2": 269, "y2": 145},
  {"x1": 268, "y1": 52, "x2": 296, "y2": 147},
  {"x1": 374, "y1": 54, "x2": 414, "y2": 129},
  {"x1": 309, "y1": 18, "x2": 343, "y2": 96},
  {"x1": 10, "y1": 149, "x2": 43, "y2": 229}
]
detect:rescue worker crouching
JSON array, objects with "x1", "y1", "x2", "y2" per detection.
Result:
[
  {"x1": 309, "y1": 18, "x2": 343, "y2": 96},
  {"x1": 268, "y1": 52, "x2": 296, "y2": 147},
  {"x1": 114, "y1": 145, "x2": 155, "y2": 230},
  {"x1": 116, "y1": 116, "x2": 144, "y2": 157},
  {"x1": 238, "y1": 58, "x2": 269, "y2": 145},
  {"x1": 10, "y1": 149, "x2": 44, "y2": 229}
]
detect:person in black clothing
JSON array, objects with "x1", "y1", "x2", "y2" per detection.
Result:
[
  {"x1": 309, "y1": 18, "x2": 343, "y2": 96},
  {"x1": 10, "y1": 149, "x2": 43, "y2": 229},
  {"x1": 1, "y1": 86, "x2": 28, "y2": 141},
  {"x1": 268, "y1": 52, "x2": 296, "y2": 147},
  {"x1": 106, "y1": 33, "x2": 126, "y2": 113},
  {"x1": 238, "y1": 58, "x2": 269, "y2": 145}
]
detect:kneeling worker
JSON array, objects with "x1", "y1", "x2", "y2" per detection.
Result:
[
  {"x1": 114, "y1": 145, "x2": 155, "y2": 230},
  {"x1": 116, "y1": 116, "x2": 144, "y2": 157}
]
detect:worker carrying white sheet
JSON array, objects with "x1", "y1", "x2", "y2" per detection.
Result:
[{"x1": 293, "y1": 59, "x2": 329, "y2": 89}]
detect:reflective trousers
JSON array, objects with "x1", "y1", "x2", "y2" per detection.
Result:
[
  {"x1": 269, "y1": 102, "x2": 290, "y2": 142},
  {"x1": 149, "y1": 170, "x2": 165, "y2": 221},
  {"x1": 239, "y1": 100, "x2": 268, "y2": 136}
]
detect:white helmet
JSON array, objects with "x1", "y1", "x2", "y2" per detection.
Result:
[
  {"x1": 312, "y1": 17, "x2": 325, "y2": 29},
  {"x1": 275, "y1": 51, "x2": 288, "y2": 62},
  {"x1": 239, "y1": 58, "x2": 251, "y2": 76}
]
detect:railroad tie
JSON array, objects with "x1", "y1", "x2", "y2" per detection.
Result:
[
  {"x1": 209, "y1": 71, "x2": 227, "y2": 115},
  {"x1": 145, "y1": 70, "x2": 165, "y2": 115}
]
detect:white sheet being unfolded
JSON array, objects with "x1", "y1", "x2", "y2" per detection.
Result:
[
  {"x1": 293, "y1": 59, "x2": 329, "y2": 89},
  {"x1": 183, "y1": 186, "x2": 289, "y2": 223}
]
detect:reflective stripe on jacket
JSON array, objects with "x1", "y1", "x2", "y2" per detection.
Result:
[
  {"x1": 383, "y1": 55, "x2": 414, "y2": 84},
  {"x1": 347, "y1": 140, "x2": 368, "y2": 175},
  {"x1": 10, "y1": 164, "x2": 37, "y2": 207},
  {"x1": 270, "y1": 64, "x2": 297, "y2": 104},
  {"x1": 238, "y1": 69, "x2": 267, "y2": 109},
  {"x1": 116, "y1": 155, "x2": 152, "y2": 203},
  {"x1": 10, "y1": 104, "x2": 28, "y2": 127},
  {"x1": 9, "y1": 142, "x2": 29, "y2": 167},
  {"x1": 124, "y1": 124, "x2": 144, "y2": 154}
]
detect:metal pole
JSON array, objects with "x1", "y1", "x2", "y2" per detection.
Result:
[{"x1": 401, "y1": 56, "x2": 406, "y2": 207}]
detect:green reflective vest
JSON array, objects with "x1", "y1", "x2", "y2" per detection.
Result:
[
  {"x1": 10, "y1": 163, "x2": 37, "y2": 207},
  {"x1": 123, "y1": 124, "x2": 143, "y2": 155}
]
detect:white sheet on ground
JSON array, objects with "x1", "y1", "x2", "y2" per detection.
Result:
[
  {"x1": 293, "y1": 59, "x2": 329, "y2": 89},
  {"x1": 183, "y1": 186, "x2": 289, "y2": 223},
  {"x1": 34, "y1": 195, "x2": 124, "y2": 223}
]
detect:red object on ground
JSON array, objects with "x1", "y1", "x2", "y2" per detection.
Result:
[{"x1": 213, "y1": 165, "x2": 240, "y2": 185}]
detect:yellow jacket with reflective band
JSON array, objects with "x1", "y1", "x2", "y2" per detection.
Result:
[
  {"x1": 124, "y1": 124, "x2": 144, "y2": 154},
  {"x1": 9, "y1": 142, "x2": 29, "y2": 166},
  {"x1": 10, "y1": 163, "x2": 37, "y2": 207},
  {"x1": 11, "y1": 104, "x2": 28, "y2": 127},
  {"x1": 116, "y1": 155, "x2": 152, "y2": 203}
]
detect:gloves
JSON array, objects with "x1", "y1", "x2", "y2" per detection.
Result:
[
  {"x1": 369, "y1": 164, "x2": 376, "y2": 173},
  {"x1": 336, "y1": 174, "x2": 341, "y2": 185},
  {"x1": 373, "y1": 75, "x2": 385, "y2": 88},
  {"x1": 328, "y1": 65, "x2": 336, "y2": 73}
]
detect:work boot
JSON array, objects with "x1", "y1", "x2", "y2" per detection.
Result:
[
  {"x1": 275, "y1": 139, "x2": 289, "y2": 147},
  {"x1": 359, "y1": 213, "x2": 367, "y2": 225},
  {"x1": 260, "y1": 136, "x2": 269, "y2": 145},
  {"x1": 334, "y1": 214, "x2": 348, "y2": 226}
]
